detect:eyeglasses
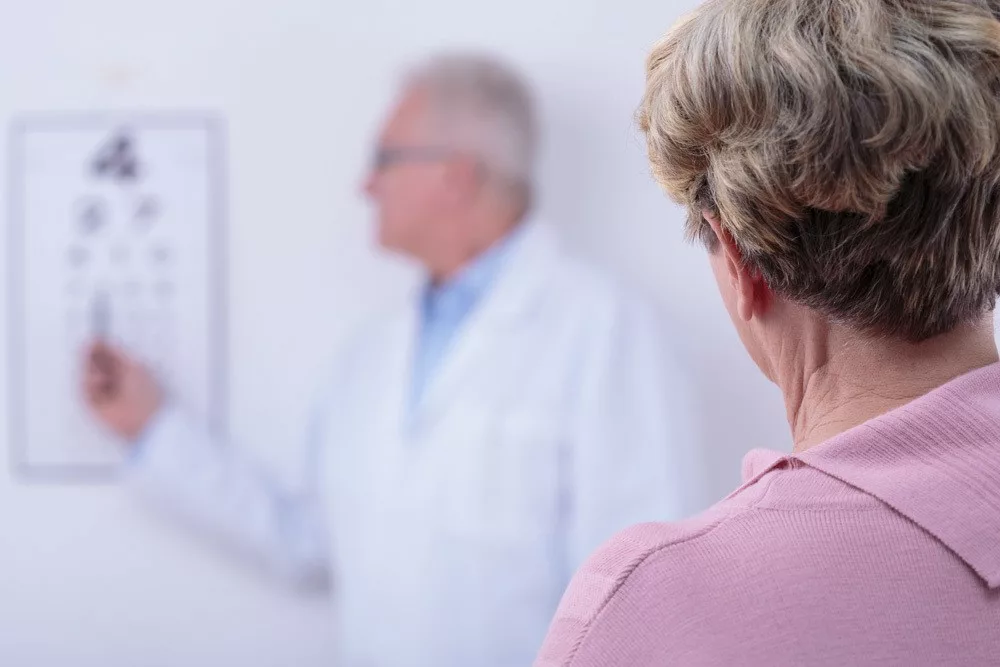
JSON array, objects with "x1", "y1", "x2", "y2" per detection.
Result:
[{"x1": 370, "y1": 146, "x2": 457, "y2": 172}]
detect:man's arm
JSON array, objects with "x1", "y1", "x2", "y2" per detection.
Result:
[
  {"x1": 85, "y1": 342, "x2": 330, "y2": 588},
  {"x1": 564, "y1": 295, "x2": 698, "y2": 571}
]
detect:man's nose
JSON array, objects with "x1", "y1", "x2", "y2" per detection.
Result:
[{"x1": 361, "y1": 170, "x2": 377, "y2": 198}]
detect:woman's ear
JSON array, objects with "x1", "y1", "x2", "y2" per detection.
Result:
[{"x1": 704, "y1": 211, "x2": 771, "y2": 322}]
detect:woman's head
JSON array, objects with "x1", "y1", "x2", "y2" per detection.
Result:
[{"x1": 641, "y1": 0, "x2": 1000, "y2": 351}]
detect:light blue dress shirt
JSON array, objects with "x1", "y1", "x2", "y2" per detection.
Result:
[{"x1": 410, "y1": 229, "x2": 520, "y2": 407}]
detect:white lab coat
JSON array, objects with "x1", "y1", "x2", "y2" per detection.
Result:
[{"x1": 127, "y1": 220, "x2": 697, "y2": 667}]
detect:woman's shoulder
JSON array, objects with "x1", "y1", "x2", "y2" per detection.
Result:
[
  {"x1": 535, "y1": 458, "x2": 931, "y2": 667},
  {"x1": 535, "y1": 508, "x2": 742, "y2": 667}
]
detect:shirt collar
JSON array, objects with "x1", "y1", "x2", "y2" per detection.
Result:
[
  {"x1": 423, "y1": 224, "x2": 525, "y2": 313},
  {"x1": 745, "y1": 363, "x2": 1000, "y2": 588}
]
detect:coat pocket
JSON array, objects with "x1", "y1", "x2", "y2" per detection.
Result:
[{"x1": 436, "y1": 406, "x2": 562, "y2": 546}]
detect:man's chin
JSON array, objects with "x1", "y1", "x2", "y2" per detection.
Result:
[
  {"x1": 373, "y1": 222, "x2": 392, "y2": 248},
  {"x1": 374, "y1": 225, "x2": 406, "y2": 256}
]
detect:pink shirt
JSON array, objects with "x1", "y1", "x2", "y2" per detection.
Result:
[{"x1": 536, "y1": 363, "x2": 1000, "y2": 666}]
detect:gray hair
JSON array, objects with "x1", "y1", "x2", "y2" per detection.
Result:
[
  {"x1": 405, "y1": 52, "x2": 538, "y2": 190},
  {"x1": 641, "y1": 0, "x2": 1000, "y2": 342}
]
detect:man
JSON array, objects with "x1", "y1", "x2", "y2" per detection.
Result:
[{"x1": 84, "y1": 53, "x2": 694, "y2": 667}]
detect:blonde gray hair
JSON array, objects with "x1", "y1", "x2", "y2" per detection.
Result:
[
  {"x1": 406, "y1": 52, "x2": 538, "y2": 190},
  {"x1": 641, "y1": 0, "x2": 1000, "y2": 341}
]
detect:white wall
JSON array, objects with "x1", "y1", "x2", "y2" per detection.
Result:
[{"x1": 0, "y1": 0, "x2": 790, "y2": 664}]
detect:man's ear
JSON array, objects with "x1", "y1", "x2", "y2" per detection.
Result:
[
  {"x1": 704, "y1": 211, "x2": 771, "y2": 322},
  {"x1": 443, "y1": 155, "x2": 483, "y2": 206}
]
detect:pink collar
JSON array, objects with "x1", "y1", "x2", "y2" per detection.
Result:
[{"x1": 741, "y1": 363, "x2": 1000, "y2": 588}]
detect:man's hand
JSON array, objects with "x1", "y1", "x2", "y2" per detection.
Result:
[{"x1": 83, "y1": 341, "x2": 163, "y2": 442}]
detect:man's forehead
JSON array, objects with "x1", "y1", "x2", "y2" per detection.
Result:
[{"x1": 380, "y1": 86, "x2": 431, "y2": 142}]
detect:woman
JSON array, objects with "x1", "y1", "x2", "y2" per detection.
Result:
[{"x1": 536, "y1": 0, "x2": 1000, "y2": 665}]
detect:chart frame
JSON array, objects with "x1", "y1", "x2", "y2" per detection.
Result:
[{"x1": 7, "y1": 111, "x2": 228, "y2": 483}]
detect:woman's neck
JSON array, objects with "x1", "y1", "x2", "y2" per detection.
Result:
[{"x1": 782, "y1": 316, "x2": 999, "y2": 453}]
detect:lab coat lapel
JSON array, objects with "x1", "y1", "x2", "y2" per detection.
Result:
[
  {"x1": 413, "y1": 221, "x2": 558, "y2": 431},
  {"x1": 386, "y1": 299, "x2": 419, "y2": 431}
]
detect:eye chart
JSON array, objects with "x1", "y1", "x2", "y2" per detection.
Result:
[{"x1": 8, "y1": 114, "x2": 226, "y2": 480}]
